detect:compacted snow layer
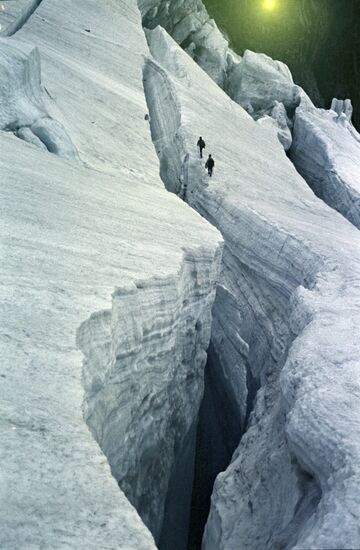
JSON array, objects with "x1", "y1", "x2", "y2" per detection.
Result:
[
  {"x1": 0, "y1": 1, "x2": 223, "y2": 548},
  {"x1": 144, "y1": 26, "x2": 360, "y2": 550},
  {"x1": 78, "y1": 243, "x2": 222, "y2": 546}
]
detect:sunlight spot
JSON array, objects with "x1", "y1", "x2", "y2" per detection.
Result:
[{"x1": 263, "y1": 0, "x2": 277, "y2": 12}]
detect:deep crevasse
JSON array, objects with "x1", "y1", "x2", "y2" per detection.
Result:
[
  {"x1": 143, "y1": 24, "x2": 360, "y2": 549},
  {"x1": 77, "y1": 246, "x2": 222, "y2": 547}
]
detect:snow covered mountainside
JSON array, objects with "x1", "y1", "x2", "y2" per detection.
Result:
[
  {"x1": 0, "y1": 1, "x2": 222, "y2": 549},
  {"x1": 1, "y1": 1, "x2": 360, "y2": 550}
]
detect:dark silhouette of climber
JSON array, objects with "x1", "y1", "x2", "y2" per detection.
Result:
[
  {"x1": 197, "y1": 136, "x2": 206, "y2": 158},
  {"x1": 205, "y1": 154, "x2": 215, "y2": 177}
]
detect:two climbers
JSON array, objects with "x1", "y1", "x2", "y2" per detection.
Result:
[{"x1": 198, "y1": 136, "x2": 215, "y2": 177}]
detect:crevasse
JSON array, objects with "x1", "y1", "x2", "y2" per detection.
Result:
[{"x1": 77, "y1": 247, "x2": 222, "y2": 549}]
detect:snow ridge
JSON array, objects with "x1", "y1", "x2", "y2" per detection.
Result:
[{"x1": 144, "y1": 55, "x2": 186, "y2": 196}]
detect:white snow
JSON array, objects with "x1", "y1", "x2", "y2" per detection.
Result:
[
  {"x1": 0, "y1": 1, "x2": 222, "y2": 548},
  {"x1": 144, "y1": 25, "x2": 360, "y2": 550}
]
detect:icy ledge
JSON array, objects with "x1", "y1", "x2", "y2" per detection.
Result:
[
  {"x1": 144, "y1": 26, "x2": 360, "y2": 549},
  {"x1": 77, "y1": 245, "x2": 222, "y2": 547}
]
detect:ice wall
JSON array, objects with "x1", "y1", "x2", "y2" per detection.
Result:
[
  {"x1": 291, "y1": 97, "x2": 360, "y2": 229},
  {"x1": 144, "y1": 25, "x2": 360, "y2": 550},
  {"x1": 78, "y1": 246, "x2": 222, "y2": 546},
  {"x1": 0, "y1": 1, "x2": 223, "y2": 548}
]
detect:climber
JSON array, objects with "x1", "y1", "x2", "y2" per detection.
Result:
[
  {"x1": 197, "y1": 136, "x2": 206, "y2": 158},
  {"x1": 205, "y1": 154, "x2": 215, "y2": 177}
]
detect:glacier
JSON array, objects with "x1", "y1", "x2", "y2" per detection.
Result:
[{"x1": 1, "y1": 0, "x2": 360, "y2": 549}]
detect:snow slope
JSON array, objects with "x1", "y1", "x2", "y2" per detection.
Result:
[
  {"x1": 0, "y1": 1, "x2": 222, "y2": 548},
  {"x1": 144, "y1": 25, "x2": 360, "y2": 550}
]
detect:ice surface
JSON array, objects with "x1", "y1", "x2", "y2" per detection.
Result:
[
  {"x1": 145, "y1": 25, "x2": 360, "y2": 550},
  {"x1": 258, "y1": 101, "x2": 293, "y2": 151},
  {"x1": 226, "y1": 50, "x2": 300, "y2": 151},
  {"x1": 0, "y1": 1, "x2": 222, "y2": 548},
  {"x1": 0, "y1": 0, "x2": 31, "y2": 34},
  {"x1": 291, "y1": 96, "x2": 360, "y2": 229},
  {"x1": 2, "y1": 0, "x2": 360, "y2": 548},
  {"x1": 0, "y1": 38, "x2": 44, "y2": 129},
  {"x1": 331, "y1": 97, "x2": 354, "y2": 121}
]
